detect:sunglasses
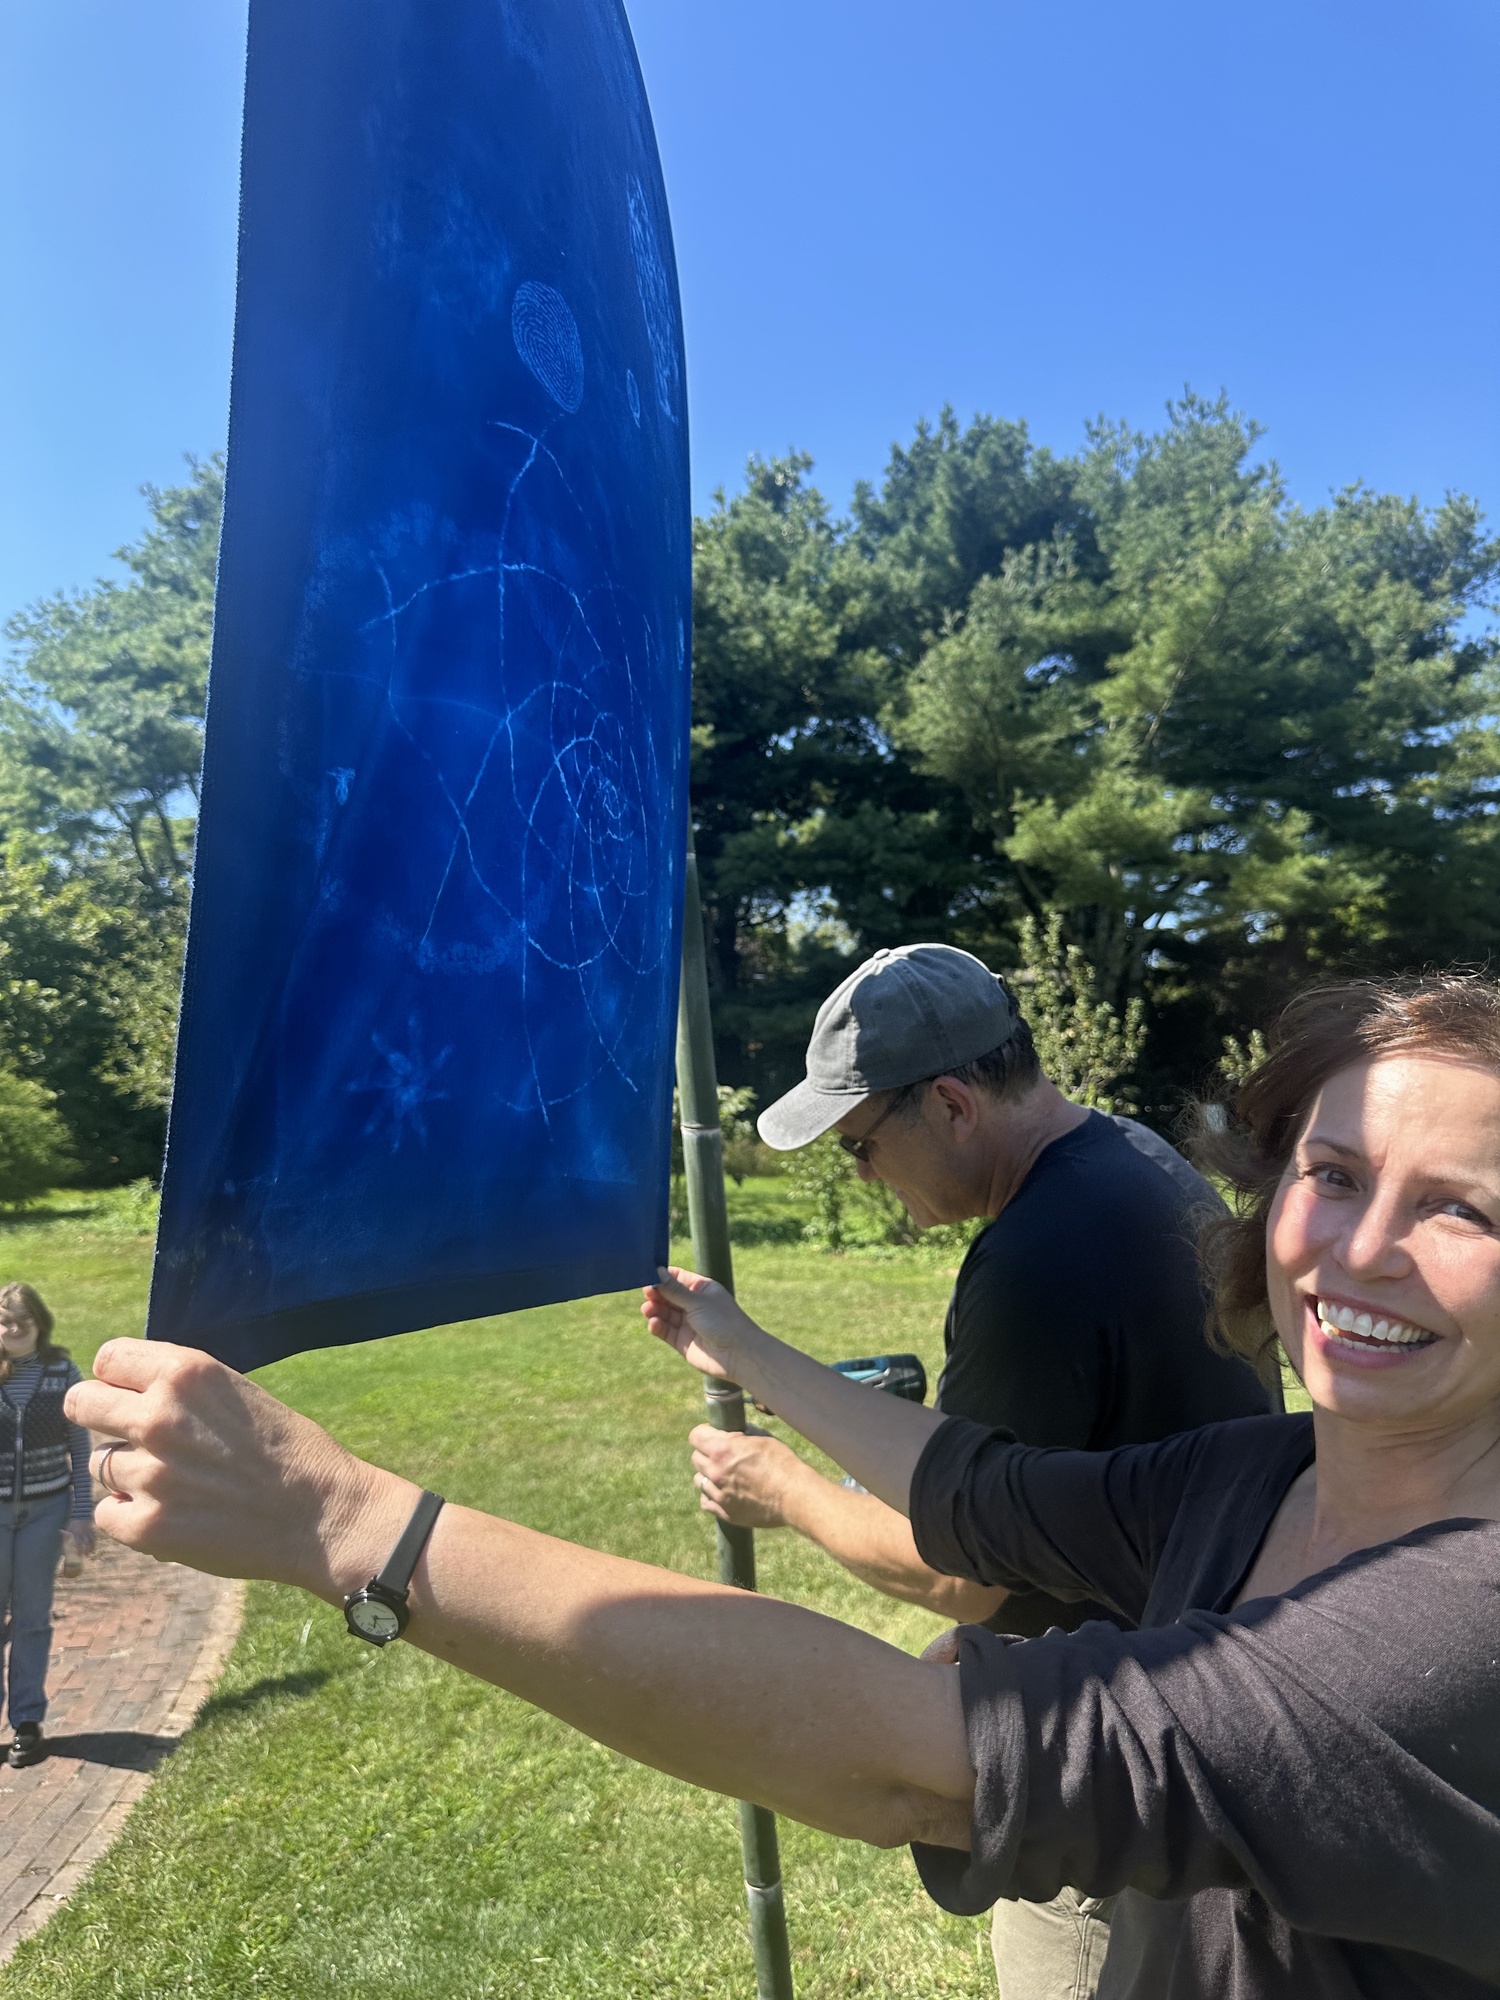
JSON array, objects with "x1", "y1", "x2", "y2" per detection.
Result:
[{"x1": 837, "y1": 1082, "x2": 931, "y2": 1163}]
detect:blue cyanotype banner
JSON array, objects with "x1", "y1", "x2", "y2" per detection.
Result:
[{"x1": 148, "y1": 0, "x2": 691, "y2": 1369}]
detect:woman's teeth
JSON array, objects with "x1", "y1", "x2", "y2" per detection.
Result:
[{"x1": 1315, "y1": 1299, "x2": 1437, "y2": 1349}]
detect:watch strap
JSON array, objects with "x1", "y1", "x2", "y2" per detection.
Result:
[{"x1": 372, "y1": 1488, "x2": 446, "y2": 1599}]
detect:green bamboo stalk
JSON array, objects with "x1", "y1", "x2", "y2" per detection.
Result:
[{"x1": 675, "y1": 835, "x2": 796, "y2": 2000}]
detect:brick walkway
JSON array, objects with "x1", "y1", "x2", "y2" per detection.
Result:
[{"x1": 0, "y1": 1536, "x2": 243, "y2": 1962}]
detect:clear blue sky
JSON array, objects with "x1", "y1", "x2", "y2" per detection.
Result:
[{"x1": 3, "y1": 0, "x2": 1497, "y2": 628}]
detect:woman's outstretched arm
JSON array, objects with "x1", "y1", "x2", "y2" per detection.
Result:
[
  {"x1": 642, "y1": 1267, "x2": 948, "y2": 1513},
  {"x1": 68, "y1": 1339, "x2": 974, "y2": 1853}
]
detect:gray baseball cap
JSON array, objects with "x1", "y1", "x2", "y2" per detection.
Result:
[{"x1": 757, "y1": 944, "x2": 1022, "y2": 1151}]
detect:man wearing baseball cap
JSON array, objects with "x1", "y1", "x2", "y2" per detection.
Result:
[{"x1": 679, "y1": 943, "x2": 1274, "y2": 1999}]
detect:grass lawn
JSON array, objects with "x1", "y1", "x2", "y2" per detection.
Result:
[{"x1": 0, "y1": 1189, "x2": 994, "y2": 2000}]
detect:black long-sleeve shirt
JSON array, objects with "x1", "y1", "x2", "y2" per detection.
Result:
[
  {"x1": 935, "y1": 1112, "x2": 1272, "y2": 1635},
  {"x1": 908, "y1": 1413, "x2": 1500, "y2": 1996}
]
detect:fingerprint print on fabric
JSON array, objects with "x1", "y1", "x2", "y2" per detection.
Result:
[
  {"x1": 512, "y1": 281, "x2": 585, "y2": 412},
  {"x1": 628, "y1": 179, "x2": 679, "y2": 422}
]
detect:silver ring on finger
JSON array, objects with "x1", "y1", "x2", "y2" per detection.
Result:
[{"x1": 95, "y1": 1441, "x2": 128, "y2": 1498}]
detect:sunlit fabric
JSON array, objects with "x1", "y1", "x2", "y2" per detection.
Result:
[{"x1": 149, "y1": 0, "x2": 690, "y2": 1368}]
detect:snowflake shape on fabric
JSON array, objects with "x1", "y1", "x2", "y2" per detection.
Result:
[{"x1": 346, "y1": 1020, "x2": 453, "y2": 1152}]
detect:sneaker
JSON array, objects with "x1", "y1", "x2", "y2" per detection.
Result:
[{"x1": 7, "y1": 1724, "x2": 44, "y2": 1769}]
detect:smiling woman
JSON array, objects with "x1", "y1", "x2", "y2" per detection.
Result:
[
  {"x1": 1186, "y1": 977, "x2": 1500, "y2": 1622},
  {"x1": 65, "y1": 977, "x2": 1500, "y2": 1998},
  {"x1": 1199, "y1": 975, "x2": 1500, "y2": 1380}
]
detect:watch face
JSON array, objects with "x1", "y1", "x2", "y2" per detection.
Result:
[{"x1": 348, "y1": 1594, "x2": 402, "y2": 1642}]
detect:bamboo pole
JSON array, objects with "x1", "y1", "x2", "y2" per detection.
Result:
[{"x1": 675, "y1": 835, "x2": 796, "y2": 2000}]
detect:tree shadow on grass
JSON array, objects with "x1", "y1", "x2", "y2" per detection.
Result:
[
  {"x1": 196, "y1": 1669, "x2": 331, "y2": 1724},
  {"x1": 0, "y1": 1204, "x2": 100, "y2": 1233}
]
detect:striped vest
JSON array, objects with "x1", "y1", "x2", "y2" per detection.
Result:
[{"x1": 0, "y1": 1359, "x2": 76, "y2": 1502}]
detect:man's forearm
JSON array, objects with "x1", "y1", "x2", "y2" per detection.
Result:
[
  {"x1": 780, "y1": 1465, "x2": 1009, "y2": 1624},
  {"x1": 658, "y1": 1277, "x2": 1005, "y2": 1619},
  {"x1": 647, "y1": 1271, "x2": 947, "y2": 1511},
  {"x1": 726, "y1": 1327, "x2": 947, "y2": 1512}
]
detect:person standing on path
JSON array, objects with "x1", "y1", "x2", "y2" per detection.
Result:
[
  {"x1": 0, "y1": 1282, "x2": 95, "y2": 1769},
  {"x1": 682, "y1": 944, "x2": 1276, "y2": 2000}
]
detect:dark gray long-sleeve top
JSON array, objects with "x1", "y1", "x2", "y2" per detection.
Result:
[{"x1": 907, "y1": 1413, "x2": 1500, "y2": 1997}]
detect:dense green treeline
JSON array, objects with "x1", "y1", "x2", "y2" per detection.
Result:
[
  {"x1": 693, "y1": 397, "x2": 1500, "y2": 1118},
  {"x1": 2, "y1": 400, "x2": 1497, "y2": 1183},
  {"x1": 0, "y1": 461, "x2": 216, "y2": 1184}
]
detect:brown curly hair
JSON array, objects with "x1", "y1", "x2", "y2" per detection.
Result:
[{"x1": 1192, "y1": 974, "x2": 1500, "y2": 1382}]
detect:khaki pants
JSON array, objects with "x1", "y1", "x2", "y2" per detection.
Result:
[{"x1": 990, "y1": 1889, "x2": 1116, "y2": 2000}]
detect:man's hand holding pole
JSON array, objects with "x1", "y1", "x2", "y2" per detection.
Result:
[
  {"x1": 641, "y1": 1270, "x2": 945, "y2": 1518},
  {"x1": 644, "y1": 1273, "x2": 1009, "y2": 1624}
]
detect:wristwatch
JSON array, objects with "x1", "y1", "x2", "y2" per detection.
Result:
[{"x1": 343, "y1": 1488, "x2": 446, "y2": 1645}]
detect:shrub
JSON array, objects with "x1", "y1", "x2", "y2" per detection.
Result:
[
  {"x1": 785, "y1": 1133, "x2": 855, "y2": 1252},
  {"x1": 81, "y1": 1177, "x2": 161, "y2": 1235},
  {"x1": 1015, "y1": 913, "x2": 1144, "y2": 1113},
  {"x1": 0, "y1": 1064, "x2": 77, "y2": 1205}
]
